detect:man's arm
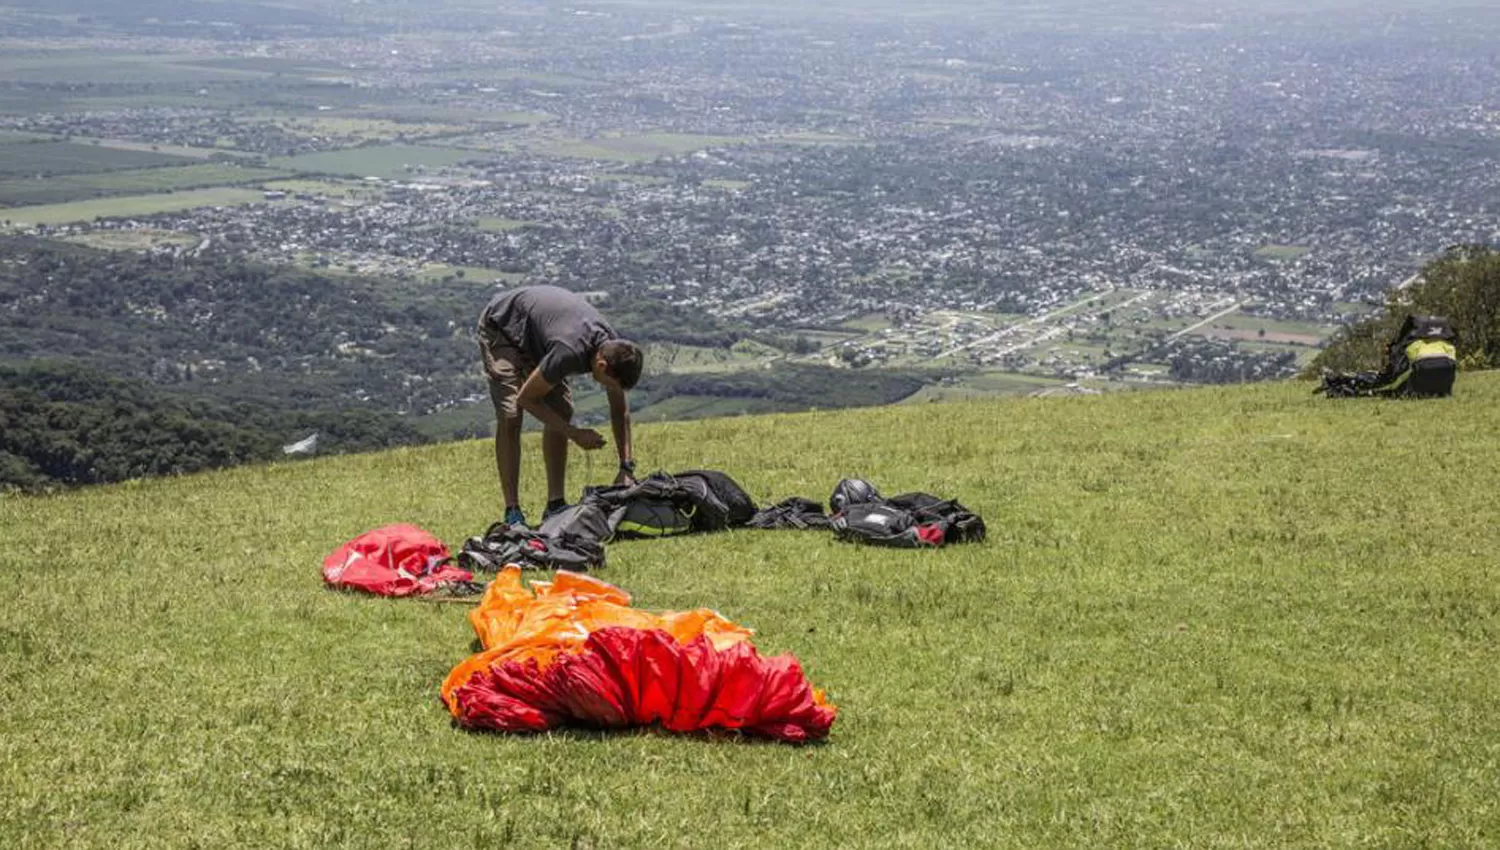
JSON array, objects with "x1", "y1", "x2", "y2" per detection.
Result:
[
  {"x1": 606, "y1": 386, "x2": 633, "y2": 483},
  {"x1": 518, "y1": 368, "x2": 604, "y2": 449}
]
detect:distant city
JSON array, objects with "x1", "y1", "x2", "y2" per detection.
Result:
[{"x1": 3, "y1": 0, "x2": 1499, "y2": 403}]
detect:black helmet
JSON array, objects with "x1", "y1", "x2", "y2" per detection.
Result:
[{"x1": 830, "y1": 478, "x2": 881, "y2": 514}]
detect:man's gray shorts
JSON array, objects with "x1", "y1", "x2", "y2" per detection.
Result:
[{"x1": 477, "y1": 323, "x2": 573, "y2": 423}]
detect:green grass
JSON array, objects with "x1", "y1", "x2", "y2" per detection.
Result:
[
  {"x1": 1, "y1": 188, "x2": 265, "y2": 226},
  {"x1": 72, "y1": 138, "x2": 256, "y2": 160},
  {"x1": 0, "y1": 130, "x2": 51, "y2": 144},
  {"x1": 839, "y1": 313, "x2": 895, "y2": 333},
  {"x1": 60, "y1": 229, "x2": 201, "y2": 252},
  {"x1": 261, "y1": 179, "x2": 372, "y2": 200},
  {"x1": 1216, "y1": 312, "x2": 1337, "y2": 337},
  {"x1": 517, "y1": 132, "x2": 749, "y2": 162},
  {"x1": 414, "y1": 263, "x2": 522, "y2": 284},
  {"x1": 1255, "y1": 244, "x2": 1315, "y2": 261},
  {"x1": 0, "y1": 164, "x2": 291, "y2": 206},
  {"x1": 769, "y1": 131, "x2": 864, "y2": 145},
  {"x1": 4, "y1": 376, "x2": 1500, "y2": 846},
  {"x1": 1239, "y1": 341, "x2": 1323, "y2": 366},
  {"x1": 274, "y1": 117, "x2": 469, "y2": 143},
  {"x1": 356, "y1": 106, "x2": 554, "y2": 126},
  {"x1": 269, "y1": 145, "x2": 486, "y2": 179},
  {"x1": 901, "y1": 370, "x2": 1065, "y2": 402},
  {"x1": 0, "y1": 52, "x2": 276, "y2": 84},
  {"x1": 176, "y1": 57, "x2": 351, "y2": 76},
  {"x1": 644, "y1": 341, "x2": 775, "y2": 375}
]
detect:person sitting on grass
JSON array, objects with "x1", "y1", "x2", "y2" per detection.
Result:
[{"x1": 477, "y1": 285, "x2": 643, "y2": 527}]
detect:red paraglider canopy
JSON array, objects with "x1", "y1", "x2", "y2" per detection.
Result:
[
  {"x1": 323, "y1": 524, "x2": 472, "y2": 597},
  {"x1": 441, "y1": 568, "x2": 836, "y2": 743}
]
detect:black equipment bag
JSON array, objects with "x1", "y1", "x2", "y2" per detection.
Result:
[
  {"x1": 583, "y1": 470, "x2": 757, "y2": 538},
  {"x1": 1318, "y1": 314, "x2": 1458, "y2": 399},
  {"x1": 1405, "y1": 354, "x2": 1457, "y2": 398},
  {"x1": 1382, "y1": 314, "x2": 1457, "y2": 398},
  {"x1": 675, "y1": 469, "x2": 758, "y2": 529},
  {"x1": 457, "y1": 503, "x2": 609, "y2": 571},
  {"x1": 832, "y1": 492, "x2": 986, "y2": 548},
  {"x1": 833, "y1": 502, "x2": 920, "y2": 546},
  {"x1": 888, "y1": 493, "x2": 987, "y2": 545}
]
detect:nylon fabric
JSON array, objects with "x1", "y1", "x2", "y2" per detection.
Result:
[
  {"x1": 322, "y1": 524, "x2": 472, "y2": 597},
  {"x1": 1407, "y1": 339, "x2": 1457, "y2": 362},
  {"x1": 441, "y1": 568, "x2": 836, "y2": 743}
]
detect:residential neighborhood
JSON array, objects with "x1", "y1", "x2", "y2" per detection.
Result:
[{"x1": 4, "y1": 0, "x2": 1499, "y2": 399}]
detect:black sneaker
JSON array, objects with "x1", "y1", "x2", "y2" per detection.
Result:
[{"x1": 541, "y1": 502, "x2": 572, "y2": 521}]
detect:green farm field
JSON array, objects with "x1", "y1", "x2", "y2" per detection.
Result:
[
  {"x1": 643, "y1": 340, "x2": 780, "y2": 375},
  {"x1": 0, "y1": 52, "x2": 279, "y2": 85},
  {"x1": 1214, "y1": 312, "x2": 1340, "y2": 337},
  {"x1": 452, "y1": 130, "x2": 752, "y2": 162},
  {"x1": 0, "y1": 130, "x2": 52, "y2": 144},
  {"x1": 1, "y1": 188, "x2": 266, "y2": 226},
  {"x1": 901, "y1": 370, "x2": 1068, "y2": 403},
  {"x1": 4, "y1": 376, "x2": 1498, "y2": 847},
  {"x1": 269, "y1": 145, "x2": 487, "y2": 179},
  {"x1": 0, "y1": 164, "x2": 292, "y2": 207}
]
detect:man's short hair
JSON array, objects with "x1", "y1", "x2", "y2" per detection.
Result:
[{"x1": 599, "y1": 339, "x2": 643, "y2": 389}]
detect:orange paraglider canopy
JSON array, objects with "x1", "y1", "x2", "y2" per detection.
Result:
[{"x1": 441, "y1": 568, "x2": 836, "y2": 743}]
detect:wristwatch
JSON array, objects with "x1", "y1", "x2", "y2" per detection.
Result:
[{"x1": 619, "y1": 459, "x2": 637, "y2": 474}]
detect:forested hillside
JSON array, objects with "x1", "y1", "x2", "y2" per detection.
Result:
[
  {"x1": 0, "y1": 237, "x2": 930, "y2": 489},
  {"x1": 0, "y1": 362, "x2": 420, "y2": 488},
  {"x1": 0, "y1": 236, "x2": 475, "y2": 412}
]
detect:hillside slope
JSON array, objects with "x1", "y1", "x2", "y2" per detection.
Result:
[{"x1": 3, "y1": 376, "x2": 1499, "y2": 847}]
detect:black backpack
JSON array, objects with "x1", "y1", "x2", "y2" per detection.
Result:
[
  {"x1": 1318, "y1": 314, "x2": 1458, "y2": 399},
  {"x1": 675, "y1": 469, "x2": 757, "y2": 530},
  {"x1": 582, "y1": 469, "x2": 757, "y2": 538},
  {"x1": 832, "y1": 492, "x2": 986, "y2": 548},
  {"x1": 1383, "y1": 314, "x2": 1457, "y2": 397}
]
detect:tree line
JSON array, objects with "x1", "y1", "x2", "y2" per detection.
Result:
[
  {"x1": 0, "y1": 236, "x2": 933, "y2": 490},
  {"x1": 1310, "y1": 245, "x2": 1500, "y2": 374},
  {"x1": 0, "y1": 361, "x2": 423, "y2": 490}
]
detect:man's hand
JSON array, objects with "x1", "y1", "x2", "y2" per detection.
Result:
[{"x1": 568, "y1": 427, "x2": 605, "y2": 450}]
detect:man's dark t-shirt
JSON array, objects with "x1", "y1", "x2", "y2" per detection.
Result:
[{"x1": 481, "y1": 286, "x2": 617, "y2": 385}]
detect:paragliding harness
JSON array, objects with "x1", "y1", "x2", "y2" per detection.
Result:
[
  {"x1": 458, "y1": 503, "x2": 610, "y2": 572},
  {"x1": 1319, "y1": 314, "x2": 1457, "y2": 398},
  {"x1": 831, "y1": 491, "x2": 987, "y2": 549},
  {"x1": 458, "y1": 470, "x2": 756, "y2": 571},
  {"x1": 582, "y1": 469, "x2": 757, "y2": 539}
]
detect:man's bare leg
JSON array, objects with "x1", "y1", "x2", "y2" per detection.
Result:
[
  {"x1": 542, "y1": 425, "x2": 568, "y2": 504},
  {"x1": 496, "y1": 414, "x2": 523, "y2": 510}
]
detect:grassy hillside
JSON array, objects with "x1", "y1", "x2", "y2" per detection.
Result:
[{"x1": 3, "y1": 376, "x2": 1499, "y2": 848}]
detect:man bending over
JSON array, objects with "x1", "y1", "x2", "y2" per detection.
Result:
[{"x1": 477, "y1": 285, "x2": 643, "y2": 527}]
